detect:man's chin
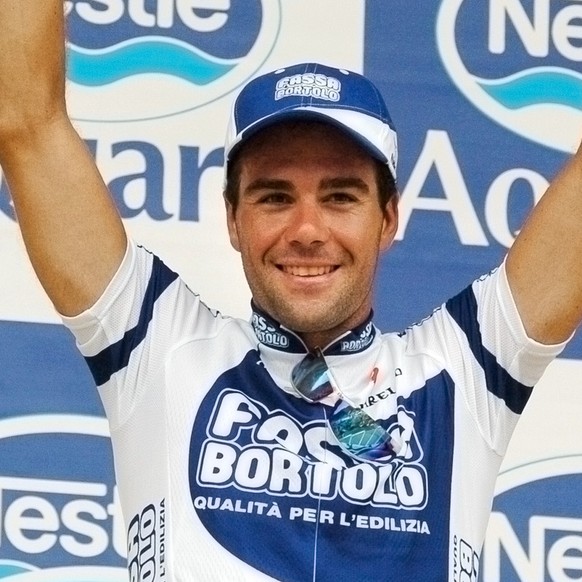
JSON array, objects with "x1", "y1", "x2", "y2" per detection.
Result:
[{"x1": 273, "y1": 306, "x2": 346, "y2": 335}]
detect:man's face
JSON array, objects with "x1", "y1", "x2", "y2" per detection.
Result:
[{"x1": 226, "y1": 121, "x2": 398, "y2": 348}]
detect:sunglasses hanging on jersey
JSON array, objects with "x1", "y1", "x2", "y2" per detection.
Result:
[{"x1": 291, "y1": 348, "x2": 399, "y2": 463}]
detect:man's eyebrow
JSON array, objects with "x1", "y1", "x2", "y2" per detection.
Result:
[
  {"x1": 243, "y1": 179, "x2": 294, "y2": 195},
  {"x1": 244, "y1": 177, "x2": 371, "y2": 195},
  {"x1": 320, "y1": 177, "x2": 370, "y2": 192}
]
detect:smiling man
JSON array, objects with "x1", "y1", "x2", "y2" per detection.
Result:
[
  {"x1": 225, "y1": 120, "x2": 398, "y2": 349},
  {"x1": 1, "y1": 1, "x2": 582, "y2": 581}
]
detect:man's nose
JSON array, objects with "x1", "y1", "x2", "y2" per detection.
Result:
[{"x1": 284, "y1": 199, "x2": 330, "y2": 246}]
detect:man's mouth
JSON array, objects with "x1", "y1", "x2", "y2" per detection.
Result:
[{"x1": 279, "y1": 265, "x2": 338, "y2": 277}]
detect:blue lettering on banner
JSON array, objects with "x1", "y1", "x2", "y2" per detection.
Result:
[
  {"x1": 437, "y1": 0, "x2": 582, "y2": 152},
  {"x1": 0, "y1": 414, "x2": 126, "y2": 572},
  {"x1": 0, "y1": 131, "x2": 551, "y2": 239},
  {"x1": 0, "y1": 322, "x2": 127, "y2": 577},
  {"x1": 105, "y1": 141, "x2": 223, "y2": 222},
  {"x1": 396, "y1": 130, "x2": 548, "y2": 249},
  {"x1": 0, "y1": 141, "x2": 224, "y2": 224},
  {"x1": 65, "y1": 0, "x2": 261, "y2": 85},
  {"x1": 479, "y1": 457, "x2": 582, "y2": 582},
  {"x1": 364, "y1": 0, "x2": 580, "y2": 358},
  {"x1": 63, "y1": 0, "x2": 281, "y2": 121}
]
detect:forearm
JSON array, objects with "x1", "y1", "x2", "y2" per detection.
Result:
[
  {"x1": 0, "y1": 0, "x2": 127, "y2": 316},
  {"x1": 507, "y1": 141, "x2": 582, "y2": 344}
]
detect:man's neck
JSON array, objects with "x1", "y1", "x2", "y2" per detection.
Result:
[{"x1": 251, "y1": 302, "x2": 376, "y2": 355}]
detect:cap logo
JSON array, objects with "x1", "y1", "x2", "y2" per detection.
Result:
[{"x1": 274, "y1": 73, "x2": 341, "y2": 102}]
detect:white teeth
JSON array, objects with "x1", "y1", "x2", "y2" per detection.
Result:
[{"x1": 283, "y1": 265, "x2": 334, "y2": 276}]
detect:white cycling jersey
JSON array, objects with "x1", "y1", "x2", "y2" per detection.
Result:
[{"x1": 62, "y1": 240, "x2": 566, "y2": 581}]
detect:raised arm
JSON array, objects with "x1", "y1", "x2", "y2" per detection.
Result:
[
  {"x1": 0, "y1": 0, "x2": 126, "y2": 316},
  {"x1": 506, "y1": 141, "x2": 582, "y2": 345}
]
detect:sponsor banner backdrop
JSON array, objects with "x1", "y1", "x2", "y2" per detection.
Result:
[{"x1": 0, "y1": 1, "x2": 581, "y2": 580}]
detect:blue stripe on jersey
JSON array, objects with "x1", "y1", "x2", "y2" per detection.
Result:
[
  {"x1": 84, "y1": 254, "x2": 179, "y2": 386},
  {"x1": 445, "y1": 285, "x2": 532, "y2": 414}
]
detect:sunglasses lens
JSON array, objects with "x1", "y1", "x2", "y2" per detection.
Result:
[
  {"x1": 291, "y1": 352, "x2": 395, "y2": 462},
  {"x1": 330, "y1": 402, "x2": 394, "y2": 461},
  {"x1": 291, "y1": 354, "x2": 335, "y2": 402}
]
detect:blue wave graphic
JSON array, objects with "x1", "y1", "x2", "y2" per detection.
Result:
[
  {"x1": 0, "y1": 562, "x2": 127, "y2": 582},
  {"x1": 0, "y1": 562, "x2": 33, "y2": 577},
  {"x1": 478, "y1": 69, "x2": 582, "y2": 111},
  {"x1": 67, "y1": 40, "x2": 236, "y2": 86}
]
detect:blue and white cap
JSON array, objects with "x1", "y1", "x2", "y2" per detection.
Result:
[{"x1": 224, "y1": 62, "x2": 398, "y2": 180}]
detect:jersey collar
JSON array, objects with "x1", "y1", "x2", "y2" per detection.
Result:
[{"x1": 250, "y1": 301, "x2": 377, "y2": 355}]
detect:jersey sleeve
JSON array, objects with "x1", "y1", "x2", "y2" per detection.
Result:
[
  {"x1": 406, "y1": 262, "x2": 569, "y2": 455},
  {"x1": 60, "y1": 239, "x2": 230, "y2": 429}
]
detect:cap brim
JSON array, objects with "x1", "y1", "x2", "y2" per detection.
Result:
[{"x1": 227, "y1": 108, "x2": 393, "y2": 172}]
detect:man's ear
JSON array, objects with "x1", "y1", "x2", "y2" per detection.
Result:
[
  {"x1": 380, "y1": 195, "x2": 399, "y2": 252},
  {"x1": 225, "y1": 198, "x2": 241, "y2": 252}
]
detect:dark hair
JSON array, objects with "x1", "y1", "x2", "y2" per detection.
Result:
[{"x1": 224, "y1": 152, "x2": 398, "y2": 213}]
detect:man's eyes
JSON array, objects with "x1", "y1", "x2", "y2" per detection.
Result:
[
  {"x1": 257, "y1": 193, "x2": 291, "y2": 204},
  {"x1": 327, "y1": 192, "x2": 358, "y2": 203},
  {"x1": 255, "y1": 191, "x2": 359, "y2": 205}
]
